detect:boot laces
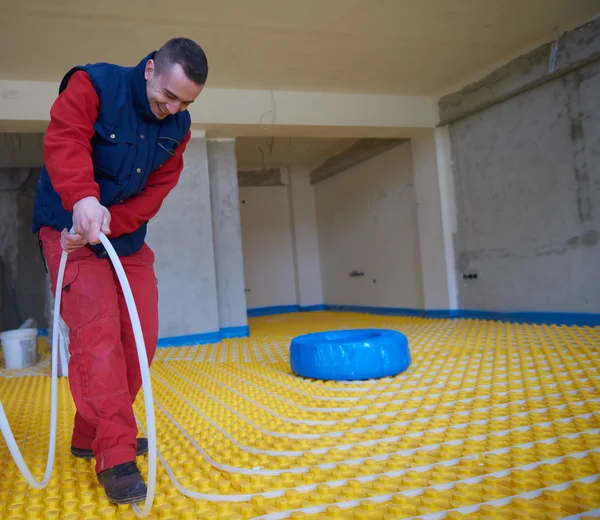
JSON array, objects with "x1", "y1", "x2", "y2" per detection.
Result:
[{"x1": 113, "y1": 462, "x2": 140, "y2": 478}]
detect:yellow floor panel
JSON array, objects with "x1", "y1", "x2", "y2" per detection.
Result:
[{"x1": 0, "y1": 311, "x2": 599, "y2": 519}]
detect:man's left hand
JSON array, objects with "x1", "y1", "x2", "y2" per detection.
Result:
[{"x1": 61, "y1": 228, "x2": 88, "y2": 253}]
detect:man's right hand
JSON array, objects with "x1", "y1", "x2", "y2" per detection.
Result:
[{"x1": 72, "y1": 196, "x2": 111, "y2": 244}]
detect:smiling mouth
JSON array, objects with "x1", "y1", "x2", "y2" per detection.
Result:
[{"x1": 156, "y1": 103, "x2": 168, "y2": 116}]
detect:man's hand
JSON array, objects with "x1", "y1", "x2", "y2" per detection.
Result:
[
  {"x1": 72, "y1": 196, "x2": 111, "y2": 245},
  {"x1": 60, "y1": 229, "x2": 89, "y2": 253}
]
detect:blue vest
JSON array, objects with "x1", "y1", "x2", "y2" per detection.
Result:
[{"x1": 32, "y1": 52, "x2": 191, "y2": 257}]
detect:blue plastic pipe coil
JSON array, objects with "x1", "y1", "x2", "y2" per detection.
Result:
[{"x1": 289, "y1": 328, "x2": 411, "y2": 381}]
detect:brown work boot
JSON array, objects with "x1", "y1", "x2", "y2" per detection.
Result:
[{"x1": 97, "y1": 461, "x2": 147, "y2": 504}]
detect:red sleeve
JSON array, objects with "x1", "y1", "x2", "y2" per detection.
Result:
[
  {"x1": 107, "y1": 130, "x2": 191, "y2": 237},
  {"x1": 43, "y1": 70, "x2": 100, "y2": 212}
]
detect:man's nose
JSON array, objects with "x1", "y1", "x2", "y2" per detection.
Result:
[{"x1": 167, "y1": 101, "x2": 180, "y2": 114}]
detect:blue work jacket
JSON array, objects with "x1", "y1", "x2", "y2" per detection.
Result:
[{"x1": 32, "y1": 52, "x2": 191, "y2": 257}]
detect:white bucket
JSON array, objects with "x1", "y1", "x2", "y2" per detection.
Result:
[{"x1": 0, "y1": 328, "x2": 38, "y2": 370}]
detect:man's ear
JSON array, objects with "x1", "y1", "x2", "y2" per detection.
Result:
[{"x1": 144, "y1": 59, "x2": 155, "y2": 81}]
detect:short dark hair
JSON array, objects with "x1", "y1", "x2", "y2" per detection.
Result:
[{"x1": 154, "y1": 37, "x2": 208, "y2": 85}]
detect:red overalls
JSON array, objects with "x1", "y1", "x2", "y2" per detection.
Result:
[{"x1": 40, "y1": 227, "x2": 158, "y2": 473}]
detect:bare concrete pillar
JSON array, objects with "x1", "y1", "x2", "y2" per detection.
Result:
[
  {"x1": 207, "y1": 138, "x2": 249, "y2": 337},
  {"x1": 411, "y1": 128, "x2": 458, "y2": 311},
  {"x1": 147, "y1": 133, "x2": 220, "y2": 342},
  {"x1": 287, "y1": 165, "x2": 324, "y2": 309}
]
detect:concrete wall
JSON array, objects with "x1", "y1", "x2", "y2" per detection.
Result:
[
  {"x1": 0, "y1": 134, "x2": 49, "y2": 333},
  {"x1": 237, "y1": 165, "x2": 324, "y2": 312},
  {"x1": 314, "y1": 142, "x2": 423, "y2": 309},
  {"x1": 443, "y1": 19, "x2": 600, "y2": 314},
  {"x1": 239, "y1": 185, "x2": 297, "y2": 309}
]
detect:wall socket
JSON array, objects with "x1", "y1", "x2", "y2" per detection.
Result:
[{"x1": 462, "y1": 272, "x2": 479, "y2": 281}]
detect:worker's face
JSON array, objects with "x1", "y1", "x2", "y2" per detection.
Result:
[{"x1": 144, "y1": 59, "x2": 204, "y2": 120}]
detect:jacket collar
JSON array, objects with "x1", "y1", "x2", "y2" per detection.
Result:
[{"x1": 130, "y1": 52, "x2": 161, "y2": 122}]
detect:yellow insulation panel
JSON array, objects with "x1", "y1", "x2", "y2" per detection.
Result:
[{"x1": 0, "y1": 312, "x2": 598, "y2": 519}]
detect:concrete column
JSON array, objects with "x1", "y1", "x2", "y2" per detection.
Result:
[
  {"x1": 207, "y1": 138, "x2": 249, "y2": 337},
  {"x1": 411, "y1": 128, "x2": 458, "y2": 311},
  {"x1": 146, "y1": 132, "x2": 220, "y2": 341},
  {"x1": 287, "y1": 165, "x2": 324, "y2": 308}
]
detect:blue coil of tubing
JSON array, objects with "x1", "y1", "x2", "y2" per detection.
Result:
[{"x1": 289, "y1": 328, "x2": 411, "y2": 381}]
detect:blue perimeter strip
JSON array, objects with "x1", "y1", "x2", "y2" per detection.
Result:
[
  {"x1": 249, "y1": 304, "x2": 600, "y2": 327},
  {"x1": 324, "y1": 305, "x2": 600, "y2": 327},
  {"x1": 156, "y1": 306, "x2": 327, "y2": 347},
  {"x1": 157, "y1": 325, "x2": 249, "y2": 348},
  {"x1": 247, "y1": 304, "x2": 327, "y2": 317},
  {"x1": 37, "y1": 326, "x2": 250, "y2": 347},
  {"x1": 157, "y1": 305, "x2": 598, "y2": 347},
  {"x1": 42, "y1": 306, "x2": 596, "y2": 350}
]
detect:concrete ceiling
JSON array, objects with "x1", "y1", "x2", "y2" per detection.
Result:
[
  {"x1": 235, "y1": 137, "x2": 357, "y2": 170},
  {"x1": 1, "y1": 1, "x2": 598, "y2": 96}
]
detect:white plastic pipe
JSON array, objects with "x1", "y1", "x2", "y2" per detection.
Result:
[
  {"x1": 0, "y1": 231, "x2": 157, "y2": 518},
  {"x1": 0, "y1": 250, "x2": 63, "y2": 489},
  {"x1": 99, "y1": 232, "x2": 157, "y2": 518}
]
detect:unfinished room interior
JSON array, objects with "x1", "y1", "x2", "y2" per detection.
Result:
[{"x1": 0, "y1": 0, "x2": 599, "y2": 518}]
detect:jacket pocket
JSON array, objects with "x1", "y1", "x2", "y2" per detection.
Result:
[{"x1": 91, "y1": 120, "x2": 135, "y2": 178}]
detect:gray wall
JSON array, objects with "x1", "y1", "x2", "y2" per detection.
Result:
[
  {"x1": 0, "y1": 166, "x2": 48, "y2": 332},
  {"x1": 444, "y1": 27, "x2": 600, "y2": 314}
]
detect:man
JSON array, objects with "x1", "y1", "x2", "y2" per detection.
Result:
[{"x1": 32, "y1": 37, "x2": 208, "y2": 504}]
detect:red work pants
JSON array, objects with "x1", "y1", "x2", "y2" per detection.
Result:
[{"x1": 39, "y1": 227, "x2": 158, "y2": 474}]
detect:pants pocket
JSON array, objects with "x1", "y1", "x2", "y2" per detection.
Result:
[
  {"x1": 76, "y1": 317, "x2": 129, "y2": 401},
  {"x1": 59, "y1": 261, "x2": 100, "y2": 331}
]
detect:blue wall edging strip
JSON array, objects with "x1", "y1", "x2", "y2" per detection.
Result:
[
  {"x1": 247, "y1": 304, "x2": 600, "y2": 327},
  {"x1": 327, "y1": 305, "x2": 429, "y2": 317},
  {"x1": 157, "y1": 325, "x2": 250, "y2": 348},
  {"x1": 331, "y1": 305, "x2": 600, "y2": 326},
  {"x1": 39, "y1": 326, "x2": 249, "y2": 348},
  {"x1": 327, "y1": 305, "x2": 600, "y2": 326},
  {"x1": 301, "y1": 304, "x2": 328, "y2": 312},
  {"x1": 221, "y1": 325, "x2": 250, "y2": 338},
  {"x1": 37, "y1": 305, "x2": 599, "y2": 351},
  {"x1": 157, "y1": 331, "x2": 221, "y2": 348},
  {"x1": 247, "y1": 304, "x2": 327, "y2": 317},
  {"x1": 454, "y1": 309, "x2": 600, "y2": 327},
  {"x1": 247, "y1": 305, "x2": 299, "y2": 317}
]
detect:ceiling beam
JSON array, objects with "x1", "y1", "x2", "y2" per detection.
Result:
[
  {"x1": 438, "y1": 16, "x2": 600, "y2": 125},
  {"x1": 237, "y1": 168, "x2": 283, "y2": 187},
  {"x1": 310, "y1": 138, "x2": 408, "y2": 184},
  {"x1": 0, "y1": 81, "x2": 438, "y2": 136}
]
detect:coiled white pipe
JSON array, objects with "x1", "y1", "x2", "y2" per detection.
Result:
[
  {"x1": 0, "y1": 231, "x2": 156, "y2": 518},
  {"x1": 0, "y1": 248, "x2": 62, "y2": 489}
]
